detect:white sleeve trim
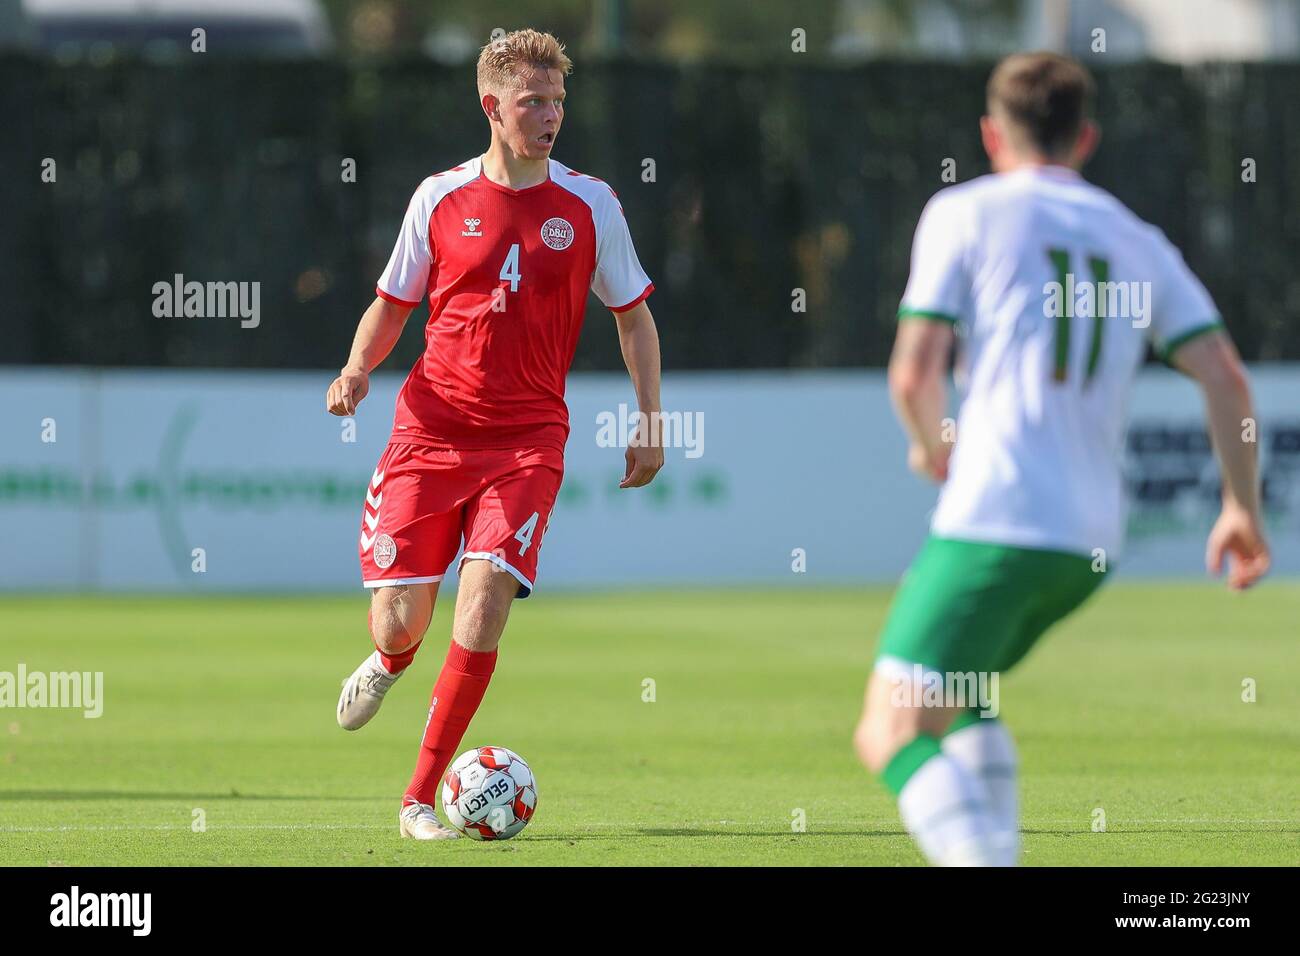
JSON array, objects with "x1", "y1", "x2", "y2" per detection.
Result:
[
  {"x1": 899, "y1": 189, "x2": 972, "y2": 321},
  {"x1": 376, "y1": 159, "x2": 481, "y2": 305},
  {"x1": 549, "y1": 163, "x2": 653, "y2": 310}
]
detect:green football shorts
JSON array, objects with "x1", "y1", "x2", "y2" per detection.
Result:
[{"x1": 875, "y1": 535, "x2": 1107, "y2": 676}]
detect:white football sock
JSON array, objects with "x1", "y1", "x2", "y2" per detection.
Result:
[
  {"x1": 897, "y1": 751, "x2": 1004, "y2": 866},
  {"x1": 942, "y1": 720, "x2": 1019, "y2": 865}
]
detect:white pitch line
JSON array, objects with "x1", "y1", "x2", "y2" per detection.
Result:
[
  {"x1": 1, "y1": 819, "x2": 1296, "y2": 834},
  {"x1": 0, "y1": 824, "x2": 393, "y2": 833}
]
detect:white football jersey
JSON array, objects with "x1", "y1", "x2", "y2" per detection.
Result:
[{"x1": 899, "y1": 166, "x2": 1222, "y2": 560}]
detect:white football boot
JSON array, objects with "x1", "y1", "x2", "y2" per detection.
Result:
[
  {"x1": 336, "y1": 651, "x2": 402, "y2": 731},
  {"x1": 398, "y1": 801, "x2": 461, "y2": 841}
]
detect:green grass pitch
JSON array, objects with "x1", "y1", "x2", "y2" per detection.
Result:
[{"x1": 1, "y1": 583, "x2": 1296, "y2": 866}]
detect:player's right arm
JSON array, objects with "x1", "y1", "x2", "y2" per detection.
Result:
[
  {"x1": 1170, "y1": 331, "x2": 1270, "y2": 590},
  {"x1": 890, "y1": 319, "x2": 955, "y2": 482},
  {"x1": 892, "y1": 190, "x2": 967, "y2": 482},
  {"x1": 325, "y1": 296, "x2": 414, "y2": 416},
  {"x1": 327, "y1": 179, "x2": 436, "y2": 416}
]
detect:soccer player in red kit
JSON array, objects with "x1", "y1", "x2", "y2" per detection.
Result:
[{"x1": 324, "y1": 29, "x2": 662, "y2": 840}]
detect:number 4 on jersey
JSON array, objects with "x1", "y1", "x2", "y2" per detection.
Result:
[
  {"x1": 499, "y1": 243, "x2": 522, "y2": 293},
  {"x1": 1046, "y1": 248, "x2": 1109, "y2": 384}
]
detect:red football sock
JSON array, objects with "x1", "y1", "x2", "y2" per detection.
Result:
[
  {"x1": 376, "y1": 640, "x2": 422, "y2": 675},
  {"x1": 368, "y1": 608, "x2": 423, "y2": 675},
  {"x1": 403, "y1": 640, "x2": 498, "y2": 807}
]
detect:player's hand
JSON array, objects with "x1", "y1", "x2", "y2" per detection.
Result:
[
  {"x1": 620, "y1": 442, "x2": 663, "y2": 489},
  {"x1": 907, "y1": 442, "x2": 952, "y2": 483},
  {"x1": 1206, "y1": 503, "x2": 1270, "y2": 591},
  {"x1": 326, "y1": 367, "x2": 369, "y2": 416}
]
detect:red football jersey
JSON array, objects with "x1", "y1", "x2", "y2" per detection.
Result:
[{"x1": 375, "y1": 156, "x2": 654, "y2": 452}]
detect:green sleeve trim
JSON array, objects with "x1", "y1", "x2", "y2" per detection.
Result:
[
  {"x1": 897, "y1": 307, "x2": 959, "y2": 325},
  {"x1": 1160, "y1": 319, "x2": 1224, "y2": 364},
  {"x1": 881, "y1": 734, "x2": 943, "y2": 796}
]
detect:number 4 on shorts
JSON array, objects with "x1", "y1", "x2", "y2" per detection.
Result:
[{"x1": 514, "y1": 511, "x2": 540, "y2": 556}]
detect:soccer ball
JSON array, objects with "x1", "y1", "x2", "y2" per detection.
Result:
[{"x1": 441, "y1": 746, "x2": 538, "y2": 840}]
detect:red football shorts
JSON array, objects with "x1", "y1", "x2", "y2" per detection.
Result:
[{"x1": 358, "y1": 443, "x2": 563, "y2": 598}]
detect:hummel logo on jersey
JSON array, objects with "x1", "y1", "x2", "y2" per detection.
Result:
[{"x1": 462, "y1": 218, "x2": 483, "y2": 237}]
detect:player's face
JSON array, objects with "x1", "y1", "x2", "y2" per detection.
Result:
[{"x1": 498, "y1": 69, "x2": 566, "y2": 160}]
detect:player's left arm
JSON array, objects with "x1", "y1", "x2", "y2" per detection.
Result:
[
  {"x1": 889, "y1": 319, "x2": 955, "y2": 482},
  {"x1": 1146, "y1": 230, "x2": 1269, "y2": 589},
  {"x1": 1171, "y1": 331, "x2": 1270, "y2": 590},
  {"x1": 614, "y1": 300, "x2": 663, "y2": 488}
]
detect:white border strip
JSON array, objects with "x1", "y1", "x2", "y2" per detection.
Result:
[
  {"x1": 2, "y1": 818, "x2": 1296, "y2": 834},
  {"x1": 874, "y1": 654, "x2": 944, "y2": 685},
  {"x1": 362, "y1": 574, "x2": 443, "y2": 588},
  {"x1": 460, "y1": 551, "x2": 533, "y2": 596}
]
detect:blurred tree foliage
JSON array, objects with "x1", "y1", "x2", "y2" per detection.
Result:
[
  {"x1": 4, "y1": 54, "x2": 1297, "y2": 370},
  {"x1": 319, "y1": 0, "x2": 869, "y2": 60}
]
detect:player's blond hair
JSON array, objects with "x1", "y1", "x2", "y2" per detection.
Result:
[{"x1": 476, "y1": 29, "x2": 573, "y2": 96}]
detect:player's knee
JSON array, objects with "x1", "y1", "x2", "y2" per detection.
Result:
[
  {"x1": 854, "y1": 718, "x2": 896, "y2": 775},
  {"x1": 856, "y1": 681, "x2": 928, "y2": 774},
  {"x1": 368, "y1": 606, "x2": 412, "y2": 655},
  {"x1": 368, "y1": 587, "x2": 426, "y2": 654},
  {"x1": 852, "y1": 720, "x2": 875, "y2": 770},
  {"x1": 457, "y1": 586, "x2": 511, "y2": 636}
]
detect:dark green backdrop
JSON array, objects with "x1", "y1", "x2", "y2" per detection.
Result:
[{"x1": 3, "y1": 56, "x2": 1297, "y2": 370}]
